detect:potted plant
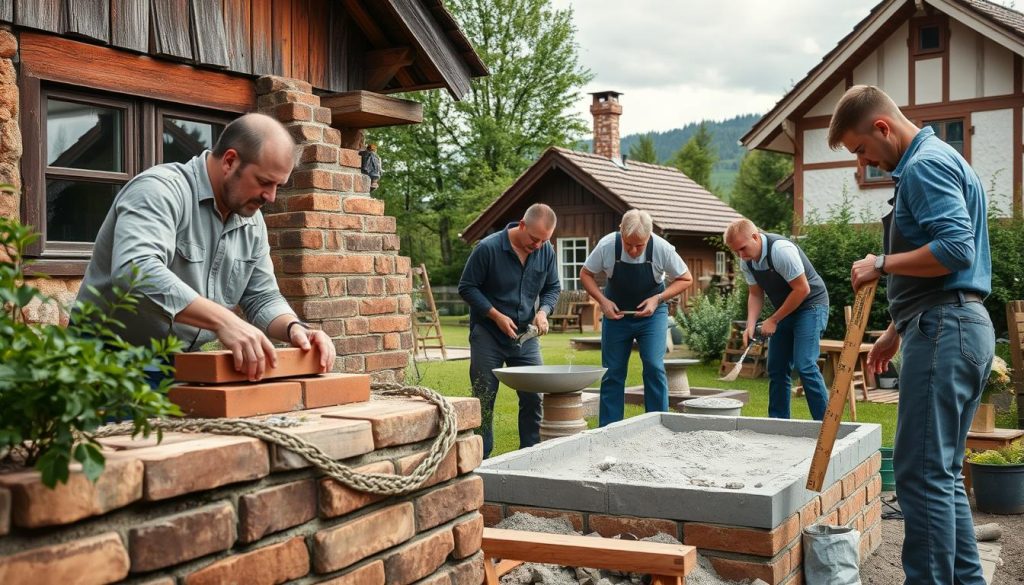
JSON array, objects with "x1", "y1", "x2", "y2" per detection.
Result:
[
  {"x1": 971, "y1": 356, "x2": 1014, "y2": 433},
  {"x1": 966, "y1": 440, "x2": 1024, "y2": 514}
]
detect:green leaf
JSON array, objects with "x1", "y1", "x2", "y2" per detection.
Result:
[{"x1": 74, "y1": 442, "x2": 106, "y2": 482}]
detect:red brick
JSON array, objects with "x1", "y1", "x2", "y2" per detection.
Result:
[
  {"x1": 453, "y1": 514, "x2": 484, "y2": 559},
  {"x1": 456, "y1": 434, "x2": 484, "y2": 474},
  {"x1": 323, "y1": 126, "x2": 342, "y2": 145},
  {"x1": 684, "y1": 513, "x2": 799, "y2": 557},
  {"x1": 300, "y1": 143, "x2": 341, "y2": 164},
  {"x1": 863, "y1": 496, "x2": 882, "y2": 528},
  {"x1": 837, "y1": 485, "x2": 867, "y2": 525},
  {"x1": 259, "y1": 89, "x2": 320, "y2": 107},
  {"x1": 383, "y1": 234, "x2": 401, "y2": 250},
  {"x1": 266, "y1": 211, "x2": 362, "y2": 229},
  {"x1": 375, "y1": 255, "x2": 395, "y2": 274},
  {"x1": 333, "y1": 172, "x2": 355, "y2": 192},
  {"x1": 398, "y1": 295, "x2": 412, "y2": 313},
  {"x1": 344, "y1": 196, "x2": 386, "y2": 215},
  {"x1": 340, "y1": 148, "x2": 361, "y2": 168},
  {"x1": 323, "y1": 397, "x2": 480, "y2": 447},
  {"x1": 343, "y1": 355, "x2": 364, "y2": 372},
  {"x1": 781, "y1": 569, "x2": 804, "y2": 585},
  {"x1": 400, "y1": 331, "x2": 414, "y2": 349},
  {"x1": 448, "y1": 552, "x2": 485, "y2": 585},
  {"x1": 365, "y1": 216, "x2": 398, "y2": 233},
  {"x1": 415, "y1": 476, "x2": 484, "y2": 531},
  {"x1": 868, "y1": 451, "x2": 881, "y2": 475},
  {"x1": 0, "y1": 532, "x2": 129, "y2": 585},
  {"x1": 185, "y1": 536, "x2": 309, "y2": 585},
  {"x1": 239, "y1": 479, "x2": 317, "y2": 542},
  {"x1": 799, "y1": 497, "x2": 821, "y2": 529},
  {"x1": 319, "y1": 461, "x2": 394, "y2": 518},
  {"x1": 866, "y1": 473, "x2": 882, "y2": 502},
  {"x1": 174, "y1": 347, "x2": 322, "y2": 383},
  {"x1": 384, "y1": 332, "x2": 401, "y2": 349},
  {"x1": 0, "y1": 455, "x2": 142, "y2": 528},
  {"x1": 383, "y1": 528, "x2": 454, "y2": 585},
  {"x1": 282, "y1": 254, "x2": 374, "y2": 274},
  {"x1": 131, "y1": 436, "x2": 269, "y2": 500},
  {"x1": 293, "y1": 297, "x2": 359, "y2": 320},
  {"x1": 129, "y1": 502, "x2": 235, "y2": 572},
  {"x1": 818, "y1": 479, "x2": 843, "y2": 513},
  {"x1": 328, "y1": 276, "x2": 347, "y2": 296},
  {"x1": 590, "y1": 514, "x2": 679, "y2": 540},
  {"x1": 413, "y1": 573, "x2": 451, "y2": 585},
  {"x1": 278, "y1": 228, "x2": 324, "y2": 249},
  {"x1": 268, "y1": 416, "x2": 374, "y2": 471},
  {"x1": 287, "y1": 192, "x2": 342, "y2": 212},
  {"x1": 841, "y1": 469, "x2": 858, "y2": 499},
  {"x1": 366, "y1": 351, "x2": 410, "y2": 372},
  {"x1": 481, "y1": 503, "x2": 505, "y2": 527},
  {"x1": 294, "y1": 372, "x2": 371, "y2": 408},
  {"x1": 314, "y1": 106, "x2": 332, "y2": 124},
  {"x1": 386, "y1": 275, "x2": 412, "y2": 293},
  {"x1": 335, "y1": 335, "x2": 381, "y2": 355},
  {"x1": 368, "y1": 315, "x2": 410, "y2": 333},
  {"x1": 169, "y1": 381, "x2": 303, "y2": 417},
  {"x1": 256, "y1": 76, "x2": 313, "y2": 94},
  {"x1": 348, "y1": 276, "x2": 386, "y2": 295},
  {"x1": 396, "y1": 446, "x2": 458, "y2": 490},
  {"x1": 355, "y1": 173, "x2": 371, "y2": 193},
  {"x1": 346, "y1": 233, "x2": 384, "y2": 251},
  {"x1": 313, "y1": 503, "x2": 415, "y2": 573},
  {"x1": 288, "y1": 123, "x2": 323, "y2": 143},
  {"x1": 361, "y1": 297, "x2": 398, "y2": 315},
  {"x1": 273, "y1": 102, "x2": 313, "y2": 122},
  {"x1": 396, "y1": 256, "x2": 412, "y2": 274},
  {"x1": 707, "y1": 550, "x2": 789, "y2": 585},
  {"x1": 345, "y1": 317, "x2": 370, "y2": 335},
  {"x1": 319, "y1": 560, "x2": 385, "y2": 585},
  {"x1": 278, "y1": 276, "x2": 327, "y2": 296}
]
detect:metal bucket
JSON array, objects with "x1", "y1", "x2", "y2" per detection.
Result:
[{"x1": 680, "y1": 397, "x2": 743, "y2": 416}]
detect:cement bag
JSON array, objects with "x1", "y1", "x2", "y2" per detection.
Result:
[{"x1": 802, "y1": 524, "x2": 861, "y2": 585}]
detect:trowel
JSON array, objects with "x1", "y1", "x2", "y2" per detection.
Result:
[
  {"x1": 514, "y1": 324, "x2": 541, "y2": 348},
  {"x1": 719, "y1": 328, "x2": 765, "y2": 382}
]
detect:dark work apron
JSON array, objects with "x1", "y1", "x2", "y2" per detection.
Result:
[
  {"x1": 604, "y1": 233, "x2": 665, "y2": 313},
  {"x1": 746, "y1": 233, "x2": 829, "y2": 311}
]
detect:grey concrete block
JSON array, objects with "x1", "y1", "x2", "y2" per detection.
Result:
[
  {"x1": 737, "y1": 416, "x2": 822, "y2": 438},
  {"x1": 659, "y1": 413, "x2": 738, "y2": 433}
]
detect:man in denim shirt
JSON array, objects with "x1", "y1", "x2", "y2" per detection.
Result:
[
  {"x1": 831, "y1": 85, "x2": 993, "y2": 585},
  {"x1": 458, "y1": 204, "x2": 561, "y2": 457},
  {"x1": 77, "y1": 114, "x2": 336, "y2": 382}
]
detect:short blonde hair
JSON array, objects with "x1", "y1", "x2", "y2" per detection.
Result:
[
  {"x1": 723, "y1": 218, "x2": 757, "y2": 243},
  {"x1": 523, "y1": 203, "x2": 557, "y2": 228},
  {"x1": 620, "y1": 209, "x2": 653, "y2": 238},
  {"x1": 827, "y1": 85, "x2": 901, "y2": 149}
]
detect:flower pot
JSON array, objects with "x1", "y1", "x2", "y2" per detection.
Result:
[
  {"x1": 971, "y1": 403, "x2": 996, "y2": 433},
  {"x1": 970, "y1": 461, "x2": 1024, "y2": 514}
]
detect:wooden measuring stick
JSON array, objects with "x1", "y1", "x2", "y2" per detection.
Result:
[{"x1": 805, "y1": 280, "x2": 878, "y2": 492}]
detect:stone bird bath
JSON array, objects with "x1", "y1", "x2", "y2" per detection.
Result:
[{"x1": 493, "y1": 365, "x2": 606, "y2": 440}]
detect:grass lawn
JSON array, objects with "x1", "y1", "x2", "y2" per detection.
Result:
[{"x1": 411, "y1": 317, "x2": 1017, "y2": 457}]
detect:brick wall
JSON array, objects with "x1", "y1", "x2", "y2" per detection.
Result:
[
  {"x1": 482, "y1": 452, "x2": 883, "y2": 585},
  {"x1": 256, "y1": 77, "x2": 413, "y2": 383},
  {"x1": 590, "y1": 93, "x2": 622, "y2": 161},
  {"x1": 0, "y1": 396, "x2": 485, "y2": 584}
]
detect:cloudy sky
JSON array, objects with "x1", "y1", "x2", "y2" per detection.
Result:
[{"x1": 545, "y1": 1, "x2": 878, "y2": 136}]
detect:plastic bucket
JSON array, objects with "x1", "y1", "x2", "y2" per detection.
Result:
[{"x1": 879, "y1": 447, "x2": 895, "y2": 491}]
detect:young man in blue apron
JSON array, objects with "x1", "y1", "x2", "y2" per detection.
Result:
[
  {"x1": 831, "y1": 85, "x2": 993, "y2": 585},
  {"x1": 579, "y1": 209, "x2": 693, "y2": 426},
  {"x1": 724, "y1": 218, "x2": 831, "y2": 421}
]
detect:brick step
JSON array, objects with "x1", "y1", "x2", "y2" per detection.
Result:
[
  {"x1": 174, "y1": 347, "x2": 322, "y2": 384},
  {"x1": 169, "y1": 373, "x2": 371, "y2": 418}
]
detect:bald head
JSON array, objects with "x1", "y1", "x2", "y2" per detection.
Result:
[
  {"x1": 208, "y1": 113, "x2": 296, "y2": 219},
  {"x1": 212, "y1": 113, "x2": 296, "y2": 167}
]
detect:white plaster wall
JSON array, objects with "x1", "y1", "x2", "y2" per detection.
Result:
[
  {"x1": 883, "y1": 22, "x2": 909, "y2": 106},
  {"x1": 853, "y1": 51, "x2": 879, "y2": 87},
  {"x1": 983, "y1": 37, "x2": 1014, "y2": 97},
  {"x1": 949, "y1": 20, "x2": 979, "y2": 101},
  {"x1": 915, "y1": 58, "x2": 943, "y2": 104},
  {"x1": 807, "y1": 83, "x2": 846, "y2": 117},
  {"x1": 803, "y1": 168, "x2": 894, "y2": 224},
  {"x1": 973, "y1": 109, "x2": 1015, "y2": 217},
  {"x1": 803, "y1": 128, "x2": 857, "y2": 164}
]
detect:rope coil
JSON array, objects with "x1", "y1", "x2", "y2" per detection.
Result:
[{"x1": 92, "y1": 382, "x2": 458, "y2": 496}]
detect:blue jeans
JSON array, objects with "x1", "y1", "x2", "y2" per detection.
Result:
[
  {"x1": 895, "y1": 301, "x2": 993, "y2": 585},
  {"x1": 599, "y1": 305, "x2": 669, "y2": 426},
  {"x1": 468, "y1": 325, "x2": 542, "y2": 458},
  {"x1": 766, "y1": 304, "x2": 829, "y2": 420}
]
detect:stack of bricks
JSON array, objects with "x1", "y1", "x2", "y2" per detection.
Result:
[
  {"x1": 0, "y1": 380, "x2": 485, "y2": 584},
  {"x1": 170, "y1": 348, "x2": 371, "y2": 417},
  {"x1": 481, "y1": 452, "x2": 883, "y2": 585},
  {"x1": 256, "y1": 75, "x2": 413, "y2": 384}
]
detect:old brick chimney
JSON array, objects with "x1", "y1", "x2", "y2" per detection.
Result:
[{"x1": 590, "y1": 91, "x2": 623, "y2": 161}]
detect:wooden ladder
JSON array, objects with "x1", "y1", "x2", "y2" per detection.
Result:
[{"x1": 410, "y1": 263, "x2": 448, "y2": 361}]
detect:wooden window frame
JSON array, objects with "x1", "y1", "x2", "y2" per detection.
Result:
[
  {"x1": 912, "y1": 16, "x2": 947, "y2": 57},
  {"x1": 556, "y1": 237, "x2": 589, "y2": 291},
  {"x1": 920, "y1": 117, "x2": 968, "y2": 159},
  {"x1": 153, "y1": 106, "x2": 231, "y2": 167},
  {"x1": 856, "y1": 164, "x2": 895, "y2": 189}
]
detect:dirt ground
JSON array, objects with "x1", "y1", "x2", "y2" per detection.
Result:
[{"x1": 860, "y1": 495, "x2": 1024, "y2": 584}]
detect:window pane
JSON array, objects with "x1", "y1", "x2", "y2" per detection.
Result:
[
  {"x1": 919, "y1": 25, "x2": 940, "y2": 50},
  {"x1": 163, "y1": 117, "x2": 223, "y2": 163},
  {"x1": 46, "y1": 99, "x2": 123, "y2": 171},
  {"x1": 46, "y1": 180, "x2": 121, "y2": 242},
  {"x1": 866, "y1": 165, "x2": 889, "y2": 180}
]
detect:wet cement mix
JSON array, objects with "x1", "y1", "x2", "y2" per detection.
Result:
[{"x1": 530, "y1": 426, "x2": 818, "y2": 490}]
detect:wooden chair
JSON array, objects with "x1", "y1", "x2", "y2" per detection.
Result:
[
  {"x1": 548, "y1": 290, "x2": 588, "y2": 333},
  {"x1": 482, "y1": 527, "x2": 695, "y2": 585},
  {"x1": 843, "y1": 305, "x2": 873, "y2": 401},
  {"x1": 1007, "y1": 300, "x2": 1024, "y2": 429}
]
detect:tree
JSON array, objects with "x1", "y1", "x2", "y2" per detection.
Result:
[
  {"x1": 669, "y1": 122, "x2": 717, "y2": 190},
  {"x1": 627, "y1": 134, "x2": 658, "y2": 164},
  {"x1": 730, "y1": 150, "x2": 795, "y2": 232},
  {"x1": 371, "y1": 0, "x2": 592, "y2": 284}
]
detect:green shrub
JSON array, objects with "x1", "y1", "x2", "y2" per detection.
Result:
[
  {"x1": 967, "y1": 440, "x2": 1024, "y2": 465},
  {"x1": 0, "y1": 216, "x2": 182, "y2": 487},
  {"x1": 676, "y1": 288, "x2": 740, "y2": 364},
  {"x1": 987, "y1": 213, "x2": 1024, "y2": 336}
]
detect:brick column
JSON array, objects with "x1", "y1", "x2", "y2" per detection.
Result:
[{"x1": 257, "y1": 77, "x2": 413, "y2": 383}]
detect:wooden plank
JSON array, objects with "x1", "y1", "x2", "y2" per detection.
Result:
[
  {"x1": 250, "y1": 0, "x2": 272, "y2": 75},
  {"x1": 320, "y1": 90, "x2": 422, "y2": 128},
  {"x1": 63, "y1": 0, "x2": 109, "y2": 42},
  {"x1": 481, "y1": 528, "x2": 694, "y2": 576},
  {"x1": 364, "y1": 46, "x2": 414, "y2": 91},
  {"x1": 222, "y1": 0, "x2": 251, "y2": 74},
  {"x1": 328, "y1": 1, "x2": 358, "y2": 92},
  {"x1": 805, "y1": 281, "x2": 878, "y2": 492},
  {"x1": 494, "y1": 559, "x2": 523, "y2": 577},
  {"x1": 384, "y1": 0, "x2": 472, "y2": 98},
  {"x1": 110, "y1": 0, "x2": 149, "y2": 52},
  {"x1": 307, "y1": 0, "x2": 329, "y2": 89},
  {"x1": 15, "y1": 0, "x2": 62, "y2": 31},
  {"x1": 190, "y1": 0, "x2": 229, "y2": 67},
  {"x1": 0, "y1": 1, "x2": 11, "y2": 22},
  {"x1": 150, "y1": 0, "x2": 193, "y2": 61},
  {"x1": 271, "y1": 0, "x2": 292, "y2": 77},
  {"x1": 290, "y1": 0, "x2": 308, "y2": 82},
  {"x1": 19, "y1": 32, "x2": 255, "y2": 113}
]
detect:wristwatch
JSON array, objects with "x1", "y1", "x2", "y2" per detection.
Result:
[
  {"x1": 873, "y1": 254, "x2": 887, "y2": 276},
  {"x1": 286, "y1": 320, "x2": 310, "y2": 338}
]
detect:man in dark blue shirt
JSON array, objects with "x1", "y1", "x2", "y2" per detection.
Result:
[
  {"x1": 830, "y1": 85, "x2": 994, "y2": 585},
  {"x1": 458, "y1": 203, "x2": 561, "y2": 458}
]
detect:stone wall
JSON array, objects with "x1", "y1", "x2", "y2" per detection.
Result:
[
  {"x1": 0, "y1": 396, "x2": 485, "y2": 584},
  {"x1": 482, "y1": 452, "x2": 883, "y2": 585}
]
